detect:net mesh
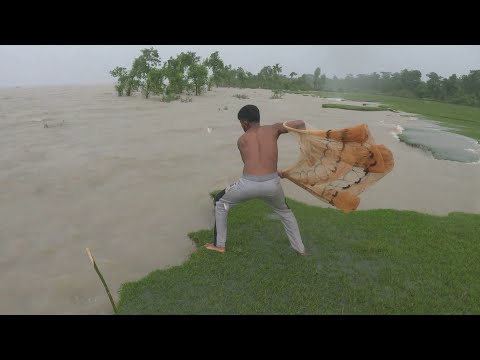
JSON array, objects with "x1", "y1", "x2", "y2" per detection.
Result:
[{"x1": 282, "y1": 122, "x2": 395, "y2": 214}]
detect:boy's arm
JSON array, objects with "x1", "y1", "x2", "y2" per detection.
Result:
[
  {"x1": 274, "y1": 120, "x2": 306, "y2": 179},
  {"x1": 272, "y1": 120, "x2": 306, "y2": 135}
]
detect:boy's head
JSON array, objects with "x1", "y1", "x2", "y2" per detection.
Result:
[{"x1": 238, "y1": 105, "x2": 260, "y2": 132}]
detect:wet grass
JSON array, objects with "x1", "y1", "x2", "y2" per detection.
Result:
[
  {"x1": 233, "y1": 94, "x2": 249, "y2": 99},
  {"x1": 322, "y1": 103, "x2": 387, "y2": 111},
  {"x1": 118, "y1": 192, "x2": 480, "y2": 314}
]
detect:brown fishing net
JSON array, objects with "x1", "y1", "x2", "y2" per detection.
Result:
[{"x1": 282, "y1": 122, "x2": 395, "y2": 214}]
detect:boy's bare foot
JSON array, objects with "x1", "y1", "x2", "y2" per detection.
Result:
[
  {"x1": 204, "y1": 244, "x2": 226, "y2": 253},
  {"x1": 294, "y1": 249, "x2": 307, "y2": 256}
]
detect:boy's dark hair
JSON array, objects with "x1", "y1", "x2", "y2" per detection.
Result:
[{"x1": 238, "y1": 105, "x2": 260, "y2": 123}]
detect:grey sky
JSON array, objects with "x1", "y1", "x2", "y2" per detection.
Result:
[{"x1": 0, "y1": 45, "x2": 479, "y2": 87}]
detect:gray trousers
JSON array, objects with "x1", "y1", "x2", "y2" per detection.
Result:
[{"x1": 213, "y1": 172, "x2": 305, "y2": 253}]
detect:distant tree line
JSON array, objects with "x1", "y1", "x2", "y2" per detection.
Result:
[
  {"x1": 111, "y1": 48, "x2": 480, "y2": 107},
  {"x1": 325, "y1": 70, "x2": 480, "y2": 107},
  {"x1": 110, "y1": 48, "x2": 327, "y2": 100}
]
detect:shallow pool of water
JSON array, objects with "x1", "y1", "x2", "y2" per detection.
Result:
[{"x1": 398, "y1": 118, "x2": 480, "y2": 164}]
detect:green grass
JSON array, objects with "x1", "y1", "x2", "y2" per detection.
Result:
[
  {"x1": 289, "y1": 90, "x2": 480, "y2": 141},
  {"x1": 161, "y1": 93, "x2": 181, "y2": 103},
  {"x1": 117, "y1": 193, "x2": 480, "y2": 314},
  {"x1": 233, "y1": 94, "x2": 249, "y2": 99},
  {"x1": 322, "y1": 103, "x2": 388, "y2": 111},
  {"x1": 270, "y1": 89, "x2": 285, "y2": 99}
]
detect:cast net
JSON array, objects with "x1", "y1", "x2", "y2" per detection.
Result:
[{"x1": 282, "y1": 122, "x2": 395, "y2": 213}]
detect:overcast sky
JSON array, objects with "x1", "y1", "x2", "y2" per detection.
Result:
[{"x1": 0, "y1": 45, "x2": 479, "y2": 87}]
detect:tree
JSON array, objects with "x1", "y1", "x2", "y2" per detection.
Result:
[
  {"x1": 272, "y1": 63, "x2": 282, "y2": 75},
  {"x1": 131, "y1": 47, "x2": 161, "y2": 99},
  {"x1": 300, "y1": 74, "x2": 314, "y2": 89},
  {"x1": 320, "y1": 74, "x2": 327, "y2": 91},
  {"x1": 400, "y1": 69, "x2": 422, "y2": 96},
  {"x1": 258, "y1": 66, "x2": 273, "y2": 88},
  {"x1": 175, "y1": 52, "x2": 201, "y2": 94},
  {"x1": 236, "y1": 67, "x2": 247, "y2": 87},
  {"x1": 148, "y1": 68, "x2": 165, "y2": 96},
  {"x1": 219, "y1": 64, "x2": 236, "y2": 87},
  {"x1": 314, "y1": 67, "x2": 323, "y2": 90},
  {"x1": 124, "y1": 72, "x2": 140, "y2": 97},
  {"x1": 443, "y1": 74, "x2": 459, "y2": 99},
  {"x1": 205, "y1": 51, "x2": 225, "y2": 87},
  {"x1": 426, "y1": 72, "x2": 443, "y2": 99},
  {"x1": 188, "y1": 63, "x2": 209, "y2": 95},
  {"x1": 379, "y1": 72, "x2": 392, "y2": 93},
  {"x1": 345, "y1": 73, "x2": 355, "y2": 90},
  {"x1": 110, "y1": 66, "x2": 128, "y2": 96},
  {"x1": 178, "y1": 52, "x2": 200, "y2": 69},
  {"x1": 289, "y1": 72, "x2": 297, "y2": 79},
  {"x1": 370, "y1": 72, "x2": 381, "y2": 92},
  {"x1": 163, "y1": 57, "x2": 186, "y2": 95},
  {"x1": 462, "y1": 70, "x2": 480, "y2": 105},
  {"x1": 272, "y1": 63, "x2": 283, "y2": 90},
  {"x1": 389, "y1": 72, "x2": 403, "y2": 95}
]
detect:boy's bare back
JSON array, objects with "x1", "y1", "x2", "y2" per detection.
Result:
[{"x1": 237, "y1": 125, "x2": 282, "y2": 176}]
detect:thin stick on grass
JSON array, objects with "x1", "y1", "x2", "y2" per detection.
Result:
[{"x1": 85, "y1": 248, "x2": 118, "y2": 314}]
